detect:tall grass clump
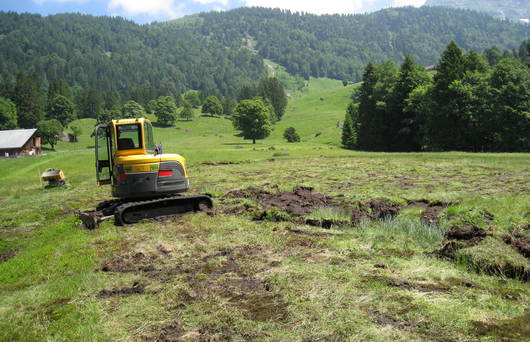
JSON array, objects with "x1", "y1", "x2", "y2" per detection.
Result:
[{"x1": 357, "y1": 217, "x2": 450, "y2": 251}]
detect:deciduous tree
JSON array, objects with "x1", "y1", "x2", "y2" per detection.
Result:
[
  {"x1": 37, "y1": 119, "x2": 63, "y2": 149},
  {"x1": 0, "y1": 97, "x2": 17, "y2": 130},
  {"x1": 47, "y1": 95, "x2": 76, "y2": 126},
  {"x1": 121, "y1": 100, "x2": 145, "y2": 119},
  {"x1": 152, "y1": 96, "x2": 177, "y2": 126},
  {"x1": 201, "y1": 95, "x2": 223, "y2": 116},
  {"x1": 232, "y1": 99, "x2": 272, "y2": 144}
]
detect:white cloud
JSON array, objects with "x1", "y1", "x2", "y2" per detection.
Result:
[
  {"x1": 392, "y1": 0, "x2": 426, "y2": 7},
  {"x1": 193, "y1": 0, "x2": 230, "y2": 5},
  {"x1": 242, "y1": 0, "x2": 427, "y2": 15},
  {"x1": 108, "y1": 0, "x2": 185, "y2": 17},
  {"x1": 242, "y1": 1, "x2": 360, "y2": 14},
  {"x1": 33, "y1": 0, "x2": 89, "y2": 4}
]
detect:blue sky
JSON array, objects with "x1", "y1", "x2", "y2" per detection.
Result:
[{"x1": 0, "y1": 0, "x2": 427, "y2": 24}]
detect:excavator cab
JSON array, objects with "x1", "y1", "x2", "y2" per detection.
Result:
[{"x1": 94, "y1": 118, "x2": 189, "y2": 198}]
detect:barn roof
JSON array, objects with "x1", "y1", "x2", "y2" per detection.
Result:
[{"x1": 0, "y1": 129, "x2": 37, "y2": 149}]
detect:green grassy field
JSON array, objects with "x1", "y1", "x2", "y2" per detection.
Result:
[{"x1": 0, "y1": 79, "x2": 529, "y2": 341}]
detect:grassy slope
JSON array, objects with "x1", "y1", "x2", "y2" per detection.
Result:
[{"x1": 0, "y1": 79, "x2": 529, "y2": 341}]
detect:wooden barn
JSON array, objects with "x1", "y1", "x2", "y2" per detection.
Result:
[{"x1": 0, "y1": 129, "x2": 42, "y2": 158}]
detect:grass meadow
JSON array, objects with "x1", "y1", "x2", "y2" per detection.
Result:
[{"x1": 0, "y1": 79, "x2": 528, "y2": 341}]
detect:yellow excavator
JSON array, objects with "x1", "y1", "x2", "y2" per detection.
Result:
[{"x1": 78, "y1": 117, "x2": 212, "y2": 228}]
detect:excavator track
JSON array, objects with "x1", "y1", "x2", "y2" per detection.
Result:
[{"x1": 114, "y1": 194, "x2": 213, "y2": 225}]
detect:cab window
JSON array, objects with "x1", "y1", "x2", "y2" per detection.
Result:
[
  {"x1": 144, "y1": 121, "x2": 155, "y2": 152},
  {"x1": 116, "y1": 124, "x2": 141, "y2": 150}
]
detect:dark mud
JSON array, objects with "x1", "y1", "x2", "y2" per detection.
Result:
[
  {"x1": 472, "y1": 312, "x2": 530, "y2": 342},
  {"x1": 259, "y1": 186, "x2": 331, "y2": 216},
  {"x1": 286, "y1": 227, "x2": 335, "y2": 237},
  {"x1": 372, "y1": 312, "x2": 415, "y2": 330},
  {"x1": 386, "y1": 278, "x2": 449, "y2": 293},
  {"x1": 366, "y1": 199, "x2": 401, "y2": 220},
  {"x1": 154, "y1": 321, "x2": 182, "y2": 342},
  {"x1": 435, "y1": 225, "x2": 487, "y2": 260},
  {"x1": 446, "y1": 225, "x2": 487, "y2": 241},
  {"x1": 407, "y1": 200, "x2": 452, "y2": 225},
  {"x1": 512, "y1": 236, "x2": 530, "y2": 258},
  {"x1": 101, "y1": 252, "x2": 157, "y2": 272},
  {"x1": 363, "y1": 275, "x2": 449, "y2": 293},
  {"x1": 224, "y1": 186, "x2": 404, "y2": 228},
  {"x1": 98, "y1": 282, "x2": 145, "y2": 297},
  {"x1": 0, "y1": 249, "x2": 16, "y2": 263}
]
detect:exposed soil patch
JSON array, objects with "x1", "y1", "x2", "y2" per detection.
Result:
[
  {"x1": 201, "y1": 161, "x2": 239, "y2": 166},
  {"x1": 407, "y1": 200, "x2": 452, "y2": 225},
  {"x1": 224, "y1": 186, "x2": 404, "y2": 228},
  {"x1": 259, "y1": 186, "x2": 331, "y2": 216},
  {"x1": 513, "y1": 236, "x2": 530, "y2": 258},
  {"x1": 286, "y1": 227, "x2": 335, "y2": 237},
  {"x1": 386, "y1": 278, "x2": 449, "y2": 293},
  {"x1": 0, "y1": 249, "x2": 16, "y2": 263},
  {"x1": 435, "y1": 225, "x2": 487, "y2": 260},
  {"x1": 367, "y1": 199, "x2": 401, "y2": 219},
  {"x1": 98, "y1": 282, "x2": 145, "y2": 297},
  {"x1": 304, "y1": 218, "x2": 349, "y2": 228},
  {"x1": 101, "y1": 251, "x2": 157, "y2": 272},
  {"x1": 446, "y1": 225, "x2": 487, "y2": 241},
  {"x1": 472, "y1": 312, "x2": 530, "y2": 342},
  {"x1": 372, "y1": 310, "x2": 416, "y2": 330},
  {"x1": 363, "y1": 275, "x2": 449, "y2": 293},
  {"x1": 154, "y1": 321, "x2": 182, "y2": 342}
]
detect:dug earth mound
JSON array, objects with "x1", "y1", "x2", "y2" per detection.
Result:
[{"x1": 223, "y1": 186, "x2": 404, "y2": 228}]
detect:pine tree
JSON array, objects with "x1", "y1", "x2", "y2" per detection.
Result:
[
  {"x1": 357, "y1": 62, "x2": 377, "y2": 150},
  {"x1": 388, "y1": 55, "x2": 430, "y2": 151},
  {"x1": 433, "y1": 41, "x2": 465, "y2": 102},
  {"x1": 13, "y1": 71, "x2": 45, "y2": 128},
  {"x1": 257, "y1": 77, "x2": 287, "y2": 120}
]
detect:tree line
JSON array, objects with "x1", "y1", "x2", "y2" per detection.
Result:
[
  {"x1": 0, "y1": 73, "x2": 287, "y2": 147},
  {"x1": 342, "y1": 39, "x2": 530, "y2": 152}
]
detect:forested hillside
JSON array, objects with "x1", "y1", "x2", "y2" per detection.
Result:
[
  {"x1": 193, "y1": 7, "x2": 528, "y2": 81},
  {"x1": 0, "y1": 6, "x2": 528, "y2": 101},
  {"x1": 425, "y1": 0, "x2": 530, "y2": 21}
]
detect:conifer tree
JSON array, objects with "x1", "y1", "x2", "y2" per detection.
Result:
[
  {"x1": 357, "y1": 62, "x2": 377, "y2": 149},
  {"x1": 388, "y1": 55, "x2": 430, "y2": 151},
  {"x1": 257, "y1": 77, "x2": 287, "y2": 120},
  {"x1": 13, "y1": 71, "x2": 45, "y2": 128}
]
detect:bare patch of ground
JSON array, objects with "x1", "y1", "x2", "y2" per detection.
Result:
[
  {"x1": 0, "y1": 249, "x2": 16, "y2": 263},
  {"x1": 224, "y1": 186, "x2": 403, "y2": 228},
  {"x1": 472, "y1": 312, "x2": 530, "y2": 342},
  {"x1": 512, "y1": 236, "x2": 530, "y2": 258},
  {"x1": 98, "y1": 282, "x2": 145, "y2": 297}
]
